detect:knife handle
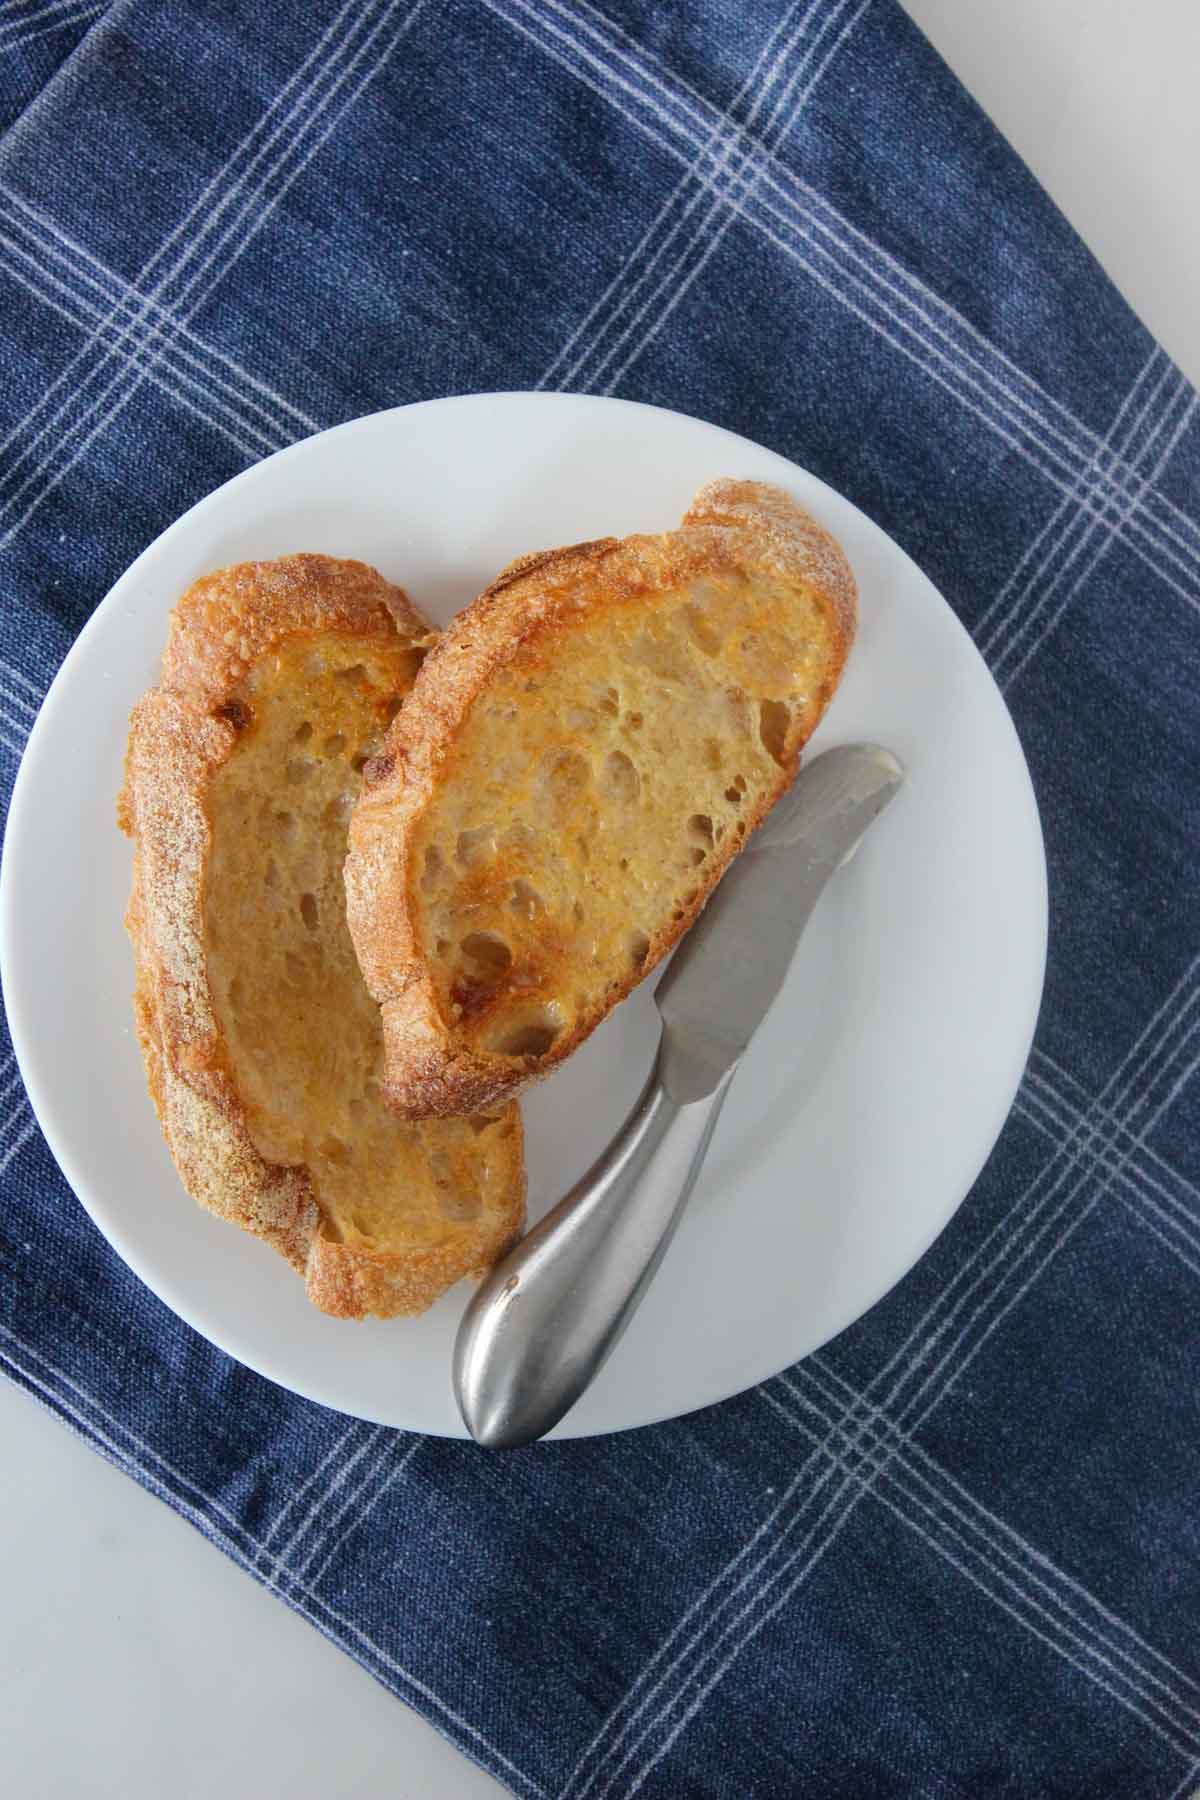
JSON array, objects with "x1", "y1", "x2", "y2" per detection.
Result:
[{"x1": 453, "y1": 1041, "x2": 736, "y2": 1447}]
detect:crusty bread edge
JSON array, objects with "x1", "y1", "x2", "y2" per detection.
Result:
[
  {"x1": 119, "y1": 554, "x2": 525, "y2": 1318},
  {"x1": 346, "y1": 481, "x2": 857, "y2": 1118}
]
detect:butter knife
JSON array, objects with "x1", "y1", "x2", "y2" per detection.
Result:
[{"x1": 453, "y1": 743, "x2": 905, "y2": 1447}]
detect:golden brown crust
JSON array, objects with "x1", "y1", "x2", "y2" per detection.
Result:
[
  {"x1": 157, "y1": 553, "x2": 432, "y2": 705},
  {"x1": 346, "y1": 482, "x2": 858, "y2": 1118},
  {"x1": 303, "y1": 1217, "x2": 517, "y2": 1319},
  {"x1": 120, "y1": 554, "x2": 524, "y2": 1316}
]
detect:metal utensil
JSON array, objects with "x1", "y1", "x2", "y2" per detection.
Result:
[{"x1": 453, "y1": 743, "x2": 905, "y2": 1447}]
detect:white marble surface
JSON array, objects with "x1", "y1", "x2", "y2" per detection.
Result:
[
  {"x1": 4, "y1": 5, "x2": 1197, "y2": 1796},
  {"x1": 906, "y1": 0, "x2": 1200, "y2": 390},
  {"x1": 0, "y1": 1378, "x2": 505, "y2": 1800}
]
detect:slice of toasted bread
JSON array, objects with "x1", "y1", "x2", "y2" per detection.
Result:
[
  {"x1": 119, "y1": 554, "x2": 525, "y2": 1318},
  {"x1": 346, "y1": 480, "x2": 857, "y2": 1118}
]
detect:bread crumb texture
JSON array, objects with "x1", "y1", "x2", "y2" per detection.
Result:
[
  {"x1": 414, "y1": 572, "x2": 821, "y2": 1052},
  {"x1": 347, "y1": 480, "x2": 857, "y2": 1116}
]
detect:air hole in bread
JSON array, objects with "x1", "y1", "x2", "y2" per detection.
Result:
[
  {"x1": 491, "y1": 1019, "x2": 561, "y2": 1058},
  {"x1": 294, "y1": 720, "x2": 313, "y2": 743},
  {"x1": 457, "y1": 826, "x2": 491, "y2": 864},
  {"x1": 689, "y1": 813, "x2": 714, "y2": 844},
  {"x1": 274, "y1": 809, "x2": 297, "y2": 841},
  {"x1": 286, "y1": 758, "x2": 314, "y2": 786},
  {"x1": 469, "y1": 1114, "x2": 503, "y2": 1134},
  {"x1": 598, "y1": 685, "x2": 620, "y2": 717},
  {"x1": 619, "y1": 857, "x2": 629, "y2": 871},
  {"x1": 625, "y1": 711, "x2": 643, "y2": 731},
  {"x1": 624, "y1": 632, "x2": 688, "y2": 684},
  {"x1": 323, "y1": 732, "x2": 347, "y2": 756},
  {"x1": 724, "y1": 783, "x2": 743, "y2": 805},
  {"x1": 684, "y1": 603, "x2": 723, "y2": 657},
  {"x1": 334, "y1": 663, "x2": 365, "y2": 686},
  {"x1": 546, "y1": 749, "x2": 591, "y2": 799},
  {"x1": 299, "y1": 892, "x2": 319, "y2": 932},
  {"x1": 689, "y1": 847, "x2": 707, "y2": 867},
  {"x1": 319, "y1": 1135, "x2": 349, "y2": 1165},
  {"x1": 460, "y1": 931, "x2": 513, "y2": 978},
  {"x1": 759, "y1": 699, "x2": 791, "y2": 765},
  {"x1": 604, "y1": 749, "x2": 640, "y2": 803},
  {"x1": 351, "y1": 752, "x2": 369, "y2": 773},
  {"x1": 572, "y1": 900, "x2": 585, "y2": 924},
  {"x1": 510, "y1": 878, "x2": 543, "y2": 918},
  {"x1": 384, "y1": 695, "x2": 404, "y2": 724},
  {"x1": 630, "y1": 930, "x2": 650, "y2": 969}
]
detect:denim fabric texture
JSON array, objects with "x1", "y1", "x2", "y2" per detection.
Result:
[{"x1": 1, "y1": 2, "x2": 1198, "y2": 1795}]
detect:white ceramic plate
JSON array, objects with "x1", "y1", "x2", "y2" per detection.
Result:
[{"x1": 0, "y1": 393, "x2": 1046, "y2": 1438}]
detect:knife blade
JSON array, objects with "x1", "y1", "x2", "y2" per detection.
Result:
[{"x1": 656, "y1": 743, "x2": 905, "y2": 1099}]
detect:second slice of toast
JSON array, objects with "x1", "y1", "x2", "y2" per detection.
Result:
[
  {"x1": 346, "y1": 480, "x2": 857, "y2": 1118},
  {"x1": 119, "y1": 554, "x2": 525, "y2": 1318}
]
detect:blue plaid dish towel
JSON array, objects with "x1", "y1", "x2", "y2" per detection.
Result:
[{"x1": 2, "y1": 2, "x2": 1199, "y2": 1795}]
